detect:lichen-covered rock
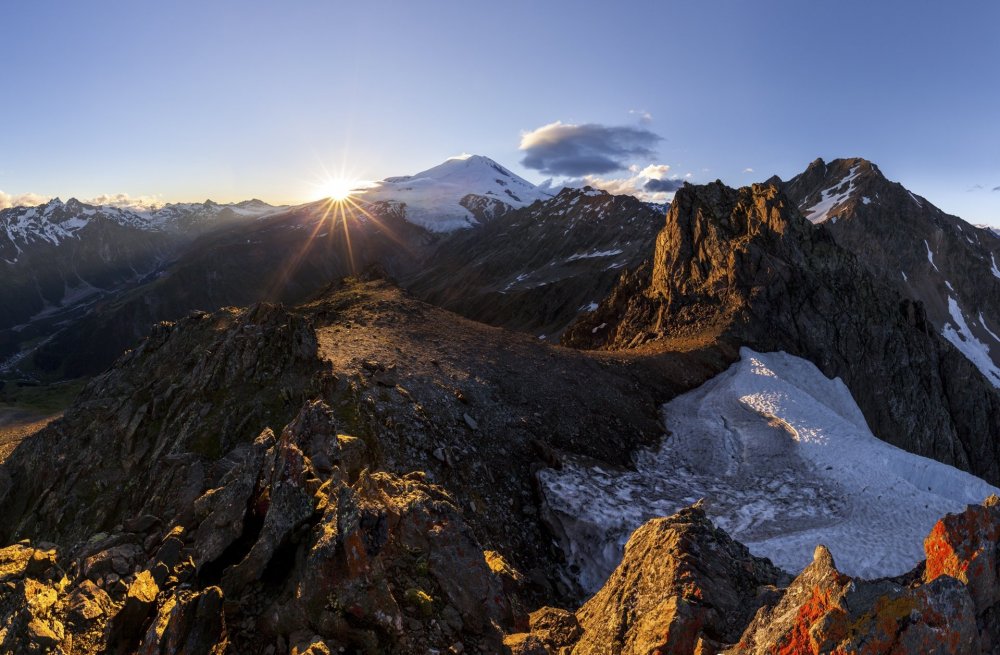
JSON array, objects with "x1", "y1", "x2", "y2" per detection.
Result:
[
  {"x1": 924, "y1": 495, "x2": 1000, "y2": 613},
  {"x1": 732, "y1": 545, "x2": 980, "y2": 654}
]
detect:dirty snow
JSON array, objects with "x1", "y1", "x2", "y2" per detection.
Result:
[{"x1": 539, "y1": 348, "x2": 997, "y2": 592}]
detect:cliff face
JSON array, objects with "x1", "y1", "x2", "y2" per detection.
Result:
[{"x1": 564, "y1": 182, "x2": 1000, "y2": 484}]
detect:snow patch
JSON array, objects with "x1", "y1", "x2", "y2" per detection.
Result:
[
  {"x1": 566, "y1": 248, "x2": 623, "y2": 262},
  {"x1": 941, "y1": 297, "x2": 1000, "y2": 387},
  {"x1": 979, "y1": 312, "x2": 1000, "y2": 344},
  {"x1": 925, "y1": 240, "x2": 939, "y2": 271},
  {"x1": 539, "y1": 348, "x2": 998, "y2": 591},
  {"x1": 803, "y1": 165, "x2": 861, "y2": 224}
]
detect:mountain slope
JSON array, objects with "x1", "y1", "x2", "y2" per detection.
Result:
[
  {"x1": 564, "y1": 181, "x2": 1000, "y2": 486},
  {"x1": 781, "y1": 157, "x2": 1000, "y2": 385},
  {"x1": 404, "y1": 186, "x2": 663, "y2": 337}
]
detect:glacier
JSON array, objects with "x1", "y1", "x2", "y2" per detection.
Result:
[{"x1": 539, "y1": 348, "x2": 998, "y2": 592}]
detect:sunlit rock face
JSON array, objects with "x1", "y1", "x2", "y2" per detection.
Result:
[{"x1": 563, "y1": 180, "x2": 1000, "y2": 487}]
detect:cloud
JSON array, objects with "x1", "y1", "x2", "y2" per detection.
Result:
[
  {"x1": 0, "y1": 190, "x2": 49, "y2": 210},
  {"x1": 743, "y1": 167, "x2": 755, "y2": 173},
  {"x1": 644, "y1": 178, "x2": 685, "y2": 193},
  {"x1": 629, "y1": 109, "x2": 653, "y2": 124},
  {"x1": 993, "y1": 186, "x2": 1000, "y2": 192},
  {"x1": 83, "y1": 193, "x2": 164, "y2": 211},
  {"x1": 559, "y1": 163, "x2": 684, "y2": 202},
  {"x1": 969, "y1": 184, "x2": 985, "y2": 192},
  {"x1": 519, "y1": 121, "x2": 662, "y2": 176}
]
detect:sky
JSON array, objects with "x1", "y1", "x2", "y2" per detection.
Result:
[{"x1": 1, "y1": 0, "x2": 998, "y2": 224}]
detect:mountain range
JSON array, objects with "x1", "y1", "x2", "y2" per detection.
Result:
[{"x1": 2, "y1": 154, "x2": 1000, "y2": 654}]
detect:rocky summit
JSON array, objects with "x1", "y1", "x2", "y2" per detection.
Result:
[{"x1": 3, "y1": 158, "x2": 1000, "y2": 654}]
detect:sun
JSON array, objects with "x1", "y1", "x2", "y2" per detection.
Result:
[{"x1": 320, "y1": 177, "x2": 361, "y2": 202}]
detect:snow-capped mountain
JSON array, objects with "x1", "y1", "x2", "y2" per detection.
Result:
[
  {"x1": 0, "y1": 197, "x2": 281, "y2": 256},
  {"x1": 781, "y1": 158, "x2": 1000, "y2": 387},
  {"x1": 355, "y1": 154, "x2": 553, "y2": 232},
  {"x1": 540, "y1": 348, "x2": 998, "y2": 590}
]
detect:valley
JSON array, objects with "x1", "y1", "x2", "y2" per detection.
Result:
[{"x1": 2, "y1": 155, "x2": 1000, "y2": 654}]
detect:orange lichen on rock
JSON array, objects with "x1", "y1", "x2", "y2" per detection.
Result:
[{"x1": 923, "y1": 496, "x2": 1000, "y2": 613}]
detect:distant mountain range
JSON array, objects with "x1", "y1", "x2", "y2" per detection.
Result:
[{"x1": 4, "y1": 154, "x2": 1000, "y2": 654}]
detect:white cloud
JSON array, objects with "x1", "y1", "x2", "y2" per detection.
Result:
[
  {"x1": 628, "y1": 109, "x2": 653, "y2": 124},
  {"x1": 0, "y1": 190, "x2": 49, "y2": 210},
  {"x1": 743, "y1": 167, "x2": 755, "y2": 173},
  {"x1": 82, "y1": 193, "x2": 165, "y2": 211},
  {"x1": 562, "y1": 163, "x2": 684, "y2": 202}
]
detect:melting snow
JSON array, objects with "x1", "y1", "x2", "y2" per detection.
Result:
[
  {"x1": 991, "y1": 253, "x2": 1000, "y2": 279},
  {"x1": 941, "y1": 297, "x2": 1000, "y2": 387},
  {"x1": 539, "y1": 348, "x2": 997, "y2": 591}
]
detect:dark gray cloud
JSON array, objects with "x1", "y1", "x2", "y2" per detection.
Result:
[
  {"x1": 643, "y1": 178, "x2": 684, "y2": 193},
  {"x1": 519, "y1": 121, "x2": 662, "y2": 177}
]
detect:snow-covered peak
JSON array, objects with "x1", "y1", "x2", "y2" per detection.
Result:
[
  {"x1": 0, "y1": 197, "x2": 281, "y2": 252},
  {"x1": 357, "y1": 155, "x2": 553, "y2": 232}
]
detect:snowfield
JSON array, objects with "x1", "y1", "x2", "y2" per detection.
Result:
[{"x1": 539, "y1": 348, "x2": 998, "y2": 592}]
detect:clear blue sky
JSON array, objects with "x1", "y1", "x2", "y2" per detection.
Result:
[{"x1": 2, "y1": 0, "x2": 998, "y2": 224}]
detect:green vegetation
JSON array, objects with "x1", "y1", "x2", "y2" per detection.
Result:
[{"x1": 0, "y1": 378, "x2": 88, "y2": 415}]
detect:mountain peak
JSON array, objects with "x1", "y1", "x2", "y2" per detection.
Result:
[{"x1": 357, "y1": 155, "x2": 552, "y2": 232}]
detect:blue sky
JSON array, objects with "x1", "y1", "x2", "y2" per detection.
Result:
[{"x1": 2, "y1": 1, "x2": 998, "y2": 224}]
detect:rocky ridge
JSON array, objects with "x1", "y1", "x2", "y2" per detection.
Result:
[
  {"x1": 781, "y1": 157, "x2": 1000, "y2": 382},
  {"x1": 404, "y1": 186, "x2": 663, "y2": 338},
  {"x1": 564, "y1": 180, "x2": 1000, "y2": 485}
]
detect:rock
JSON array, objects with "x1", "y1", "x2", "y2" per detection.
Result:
[
  {"x1": 527, "y1": 607, "x2": 580, "y2": 650},
  {"x1": 569, "y1": 506, "x2": 782, "y2": 655},
  {"x1": 137, "y1": 586, "x2": 228, "y2": 655},
  {"x1": 503, "y1": 632, "x2": 549, "y2": 655},
  {"x1": 732, "y1": 544, "x2": 980, "y2": 654},
  {"x1": 106, "y1": 569, "x2": 160, "y2": 652},
  {"x1": 463, "y1": 414, "x2": 478, "y2": 431},
  {"x1": 924, "y1": 494, "x2": 1000, "y2": 614}
]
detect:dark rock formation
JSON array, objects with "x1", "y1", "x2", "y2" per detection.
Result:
[{"x1": 564, "y1": 181, "x2": 1000, "y2": 484}]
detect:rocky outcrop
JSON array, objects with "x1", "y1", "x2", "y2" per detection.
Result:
[
  {"x1": 0, "y1": 400, "x2": 513, "y2": 654},
  {"x1": 564, "y1": 181, "x2": 1000, "y2": 484},
  {"x1": 0, "y1": 301, "x2": 329, "y2": 546},
  {"x1": 733, "y1": 545, "x2": 979, "y2": 654},
  {"x1": 506, "y1": 506, "x2": 785, "y2": 655},
  {"x1": 734, "y1": 497, "x2": 1000, "y2": 654}
]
